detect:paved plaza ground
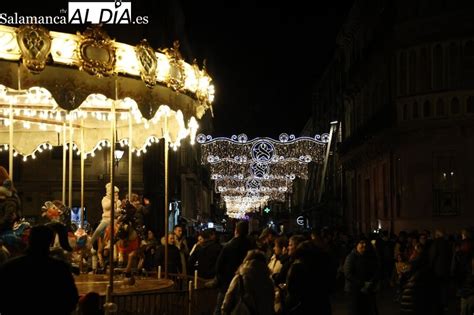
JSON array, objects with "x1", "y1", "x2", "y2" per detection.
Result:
[{"x1": 330, "y1": 284, "x2": 459, "y2": 315}]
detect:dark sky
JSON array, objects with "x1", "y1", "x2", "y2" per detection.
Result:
[
  {"x1": 179, "y1": 2, "x2": 353, "y2": 138},
  {"x1": 2, "y1": 0, "x2": 353, "y2": 138}
]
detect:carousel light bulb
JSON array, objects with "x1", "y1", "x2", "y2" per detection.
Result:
[
  {"x1": 22, "y1": 156, "x2": 27, "y2": 162},
  {"x1": 91, "y1": 152, "x2": 95, "y2": 157}
]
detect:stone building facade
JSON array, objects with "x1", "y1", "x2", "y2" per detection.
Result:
[{"x1": 309, "y1": 0, "x2": 474, "y2": 234}]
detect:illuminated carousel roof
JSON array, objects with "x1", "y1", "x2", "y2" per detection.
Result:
[{"x1": 0, "y1": 24, "x2": 212, "y2": 158}]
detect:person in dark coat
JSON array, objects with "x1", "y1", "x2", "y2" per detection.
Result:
[
  {"x1": 273, "y1": 235, "x2": 306, "y2": 286},
  {"x1": 453, "y1": 229, "x2": 474, "y2": 315},
  {"x1": 0, "y1": 225, "x2": 79, "y2": 315},
  {"x1": 344, "y1": 237, "x2": 379, "y2": 315},
  {"x1": 189, "y1": 229, "x2": 222, "y2": 279},
  {"x1": 399, "y1": 249, "x2": 439, "y2": 315},
  {"x1": 156, "y1": 233, "x2": 182, "y2": 274},
  {"x1": 214, "y1": 220, "x2": 253, "y2": 315},
  {"x1": 428, "y1": 229, "x2": 452, "y2": 313},
  {"x1": 285, "y1": 240, "x2": 334, "y2": 315}
]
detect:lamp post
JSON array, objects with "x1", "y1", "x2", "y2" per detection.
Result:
[{"x1": 114, "y1": 144, "x2": 125, "y2": 167}]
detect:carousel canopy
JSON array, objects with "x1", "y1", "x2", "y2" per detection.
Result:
[{"x1": 0, "y1": 24, "x2": 212, "y2": 158}]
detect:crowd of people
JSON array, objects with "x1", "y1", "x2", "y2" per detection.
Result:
[
  {"x1": 193, "y1": 223, "x2": 474, "y2": 315},
  {"x1": 1, "y1": 175, "x2": 473, "y2": 314},
  {"x1": 140, "y1": 219, "x2": 472, "y2": 315}
]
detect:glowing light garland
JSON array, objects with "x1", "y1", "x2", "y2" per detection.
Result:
[
  {"x1": 215, "y1": 177, "x2": 292, "y2": 194},
  {"x1": 0, "y1": 86, "x2": 200, "y2": 160},
  {"x1": 198, "y1": 133, "x2": 329, "y2": 216},
  {"x1": 198, "y1": 133, "x2": 328, "y2": 165}
]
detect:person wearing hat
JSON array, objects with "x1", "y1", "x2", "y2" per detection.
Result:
[{"x1": 90, "y1": 183, "x2": 121, "y2": 247}]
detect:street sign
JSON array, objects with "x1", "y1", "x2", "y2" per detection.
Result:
[{"x1": 296, "y1": 215, "x2": 304, "y2": 226}]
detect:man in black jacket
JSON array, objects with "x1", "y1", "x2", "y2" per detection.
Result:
[
  {"x1": 213, "y1": 220, "x2": 253, "y2": 315},
  {"x1": 189, "y1": 229, "x2": 222, "y2": 279},
  {"x1": 0, "y1": 225, "x2": 79, "y2": 315}
]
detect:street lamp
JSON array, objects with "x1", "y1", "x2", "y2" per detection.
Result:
[{"x1": 114, "y1": 143, "x2": 125, "y2": 167}]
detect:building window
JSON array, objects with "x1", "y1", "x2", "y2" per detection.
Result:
[
  {"x1": 436, "y1": 99, "x2": 445, "y2": 116},
  {"x1": 408, "y1": 50, "x2": 417, "y2": 94},
  {"x1": 433, "y1": 155, "x2": 459, "y2": 216},
  {"x1": 413, "y1": 101, "x2": 419, "y2": 119},
  {"x1": 463, "y1": 40, "x2": 474, "y2": 87},
  {"x1": 373, "y1": 168, "x2": 377, "y2": 219},
  {"x1": 419, "y1": 47, "x2": 431, "y2": 91},
  {"x1": 448, "y1": 42, "x2": 459, "y2": 88},
  {"x1": 382, "y1": 163, "x2": 388, "y2": 218},
  {"x1": 423, "y1": 100, "x2": 431, "y2": 117},
  {"x1": 395, "y1": 157, "x2": 401, "y2": 218},
  {"x1": 399, "y1": 51, "x2": 407, "y2": 96},
  {"x1": 467, "y1": 96, "x2": 474, "y2": 114},
  {"x1": 451, "y1": 97, "x2": 460, "y2": 115},
  {"x1": 433, "y1": 44, "x2": 444, "y2": 90}
]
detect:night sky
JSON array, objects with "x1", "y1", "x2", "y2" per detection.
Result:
[
  {"x1": 2, "y1": 0, "x2": 353, "y2": 138},
  {"x1": 179, "y1": 1, "x2": 353, "y2": 138}
]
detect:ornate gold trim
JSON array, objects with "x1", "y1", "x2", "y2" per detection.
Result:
[
  {"x1": 77, "y1": 25, "x2": 116, "y2": 77},
  {"x1": 161, "y1": 40, "x2": 185, "y2": 91},
  {"x1": 16, "y1": 25, "x2": 51, "y2": 74},
  {"x1": 135, "y1": 39, "x2": 157, "y2": 88}
]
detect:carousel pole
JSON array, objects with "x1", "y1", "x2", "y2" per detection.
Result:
[
  {"x1": 80, "y1": 120, "x2": 85, "y2": 228},
  {"x1": 128, "y1": 114, "x2": 132, "y2": 200},
  {"x1": 164, "y1": 114, "x2": 169, "y2": 279},
  {"x1": 106, "y1": 80, "x2": 117, "y2": 309},
  {"x1": 9, "y1": 65, "x2": 21, "y2": 179},
  {"x1": 68, "y1": 120, "x2": 73, "y2": 209},
  {"x1": 8, "y1": 102, "x2": 13, "y2": 179},
  {"x1": 317, "y1": 121, "x2": 338, "y2": 203},
  {"x1": 62, "y1": 124, "x2": 67, "y2": 205}
]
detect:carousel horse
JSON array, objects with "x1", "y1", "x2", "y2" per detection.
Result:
[
  {"x1": 41, "y1": 201, "x2": 91, "y2": 270},
  {"x1": 98, "y1": 201, "x2": 141, "y2": 276},
  {"x1": 0, "y1": 219, "x2": 31, "y2": 257},
  {"x1": 41, "y1": 200, "x2": 73, "y2": 252}
]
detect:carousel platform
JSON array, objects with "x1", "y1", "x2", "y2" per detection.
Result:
[{"x1": 74, "y1": 274, "x2": 174, "y2": 296}]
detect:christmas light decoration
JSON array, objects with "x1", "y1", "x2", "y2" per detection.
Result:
[{"x1": 198, "y1": 133, "x2": 329, "y2": 216}]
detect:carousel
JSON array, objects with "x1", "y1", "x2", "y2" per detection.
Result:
[{"x1": 0, "y1": 24, "x2": 214, "y2": 312}]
